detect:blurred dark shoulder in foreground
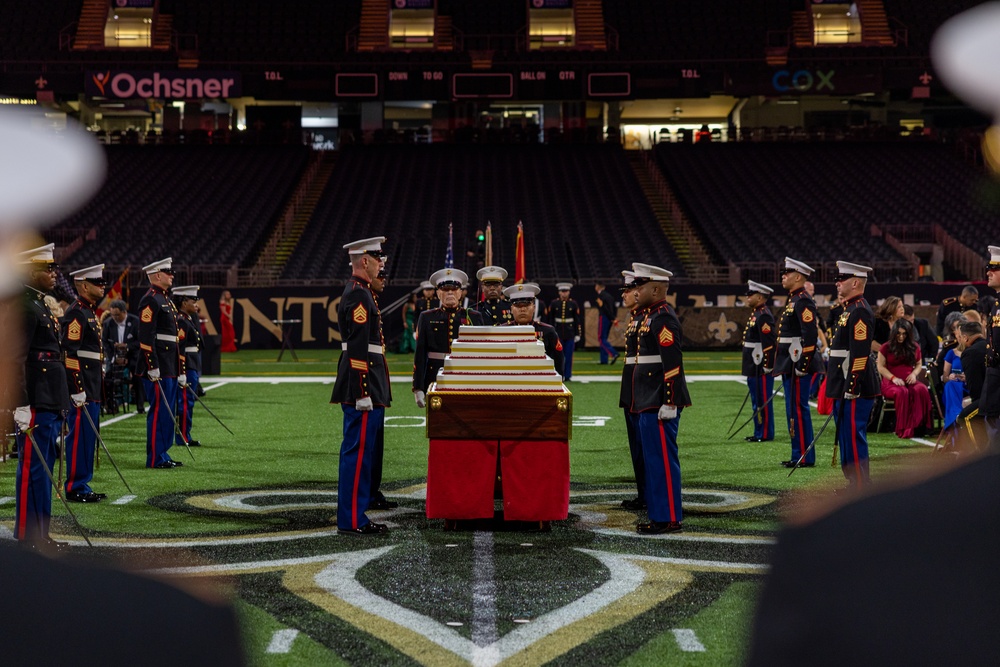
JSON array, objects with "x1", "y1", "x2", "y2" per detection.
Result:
[
  {"x1": 746, "y1": 452, "x2": 1000, "y2": 667},
  {"x1": 0, "y1": 544, "x2": 246, "y2": 666}
]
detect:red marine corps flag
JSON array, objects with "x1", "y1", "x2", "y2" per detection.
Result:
[
  {"x1": 96, "y1": 267, "x2": 129, "y2": 316},
  {"x1": 514, "y1": 221, "x2": 525, "y2": 284}
]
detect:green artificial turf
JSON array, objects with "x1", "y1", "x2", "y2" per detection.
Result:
[{"x1": 0, "y1": 350, "x2": 938, "y2": 666}]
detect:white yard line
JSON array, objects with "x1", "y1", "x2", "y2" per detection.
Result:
[
  {"x1": 672, "y1": 628, "x2": 707, "y2": 652},
  {"x1": 471, "y1": 531, "x2": 500, "y2": 666},
  {"x1": 265, "y1": 629, "x2": 299, "y2": 654},
  {"x1": 100, "y1": 411, "x2": 139, "y2": 427}
]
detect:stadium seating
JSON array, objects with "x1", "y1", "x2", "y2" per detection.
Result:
[
  {"x1": 601, "y1": 0, "x2": 800, "y2": 60},
  {"x1": 166, "y1": 0, "x2": 361, "y2": 62},
  {"x1": 281, "y1": 143, "x2": 685, "y2": 283},
  {"x1": 650, "y1": 141, "x2": 993, "y2": 274},
  {"x1": 0, "y1": 0, "x2": 81, "y2": 61},
  {"x1": 52, "y1": 145, "x2": 310, "y2": 269}
]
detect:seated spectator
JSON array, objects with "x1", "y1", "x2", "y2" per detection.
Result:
[
  {"x1": 931, "y1": 311, "x2": 968, "y2": 401},
  {"x1": 942, "y1": 332, "x2": 966, "y2": 430},
  {"x1": 872, "y1": 296, "x2": 904, "y2": 353},
  {"x1": 954, "y1": 321, "x2": 989, "y2": 448},
  {"x1": 902, "y1": 303, "x2": 938, "y2": 363},
  {"x1": 877, "y1": 319, "x2": 932, "y2": 438}
]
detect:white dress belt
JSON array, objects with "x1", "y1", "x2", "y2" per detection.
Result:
[
  {"x1": 829, "y1": 349, "x2": 849, "y2": 358},
  {"x1": 778, "y1": 337, "x2": 799, "y2": 344},
  {"x1": 554, "y1": 317, "x2": 574, "y2": 323},
  {"x1": 156, "y1": 334, "x2": 177, "y2": 342},
  {"x1": 743, "y1": 342, "x2": 758, "y2": 348},
  {"x1": 427, "y1": 351, "x2": 447, "y2": 360},
  {"x1": 340, "y1": 343, "x2": 385, "y2": 355},
  {"x1": 626, "y1": 355, "x2": 662, "y2": 365},
  {"x1": 184, "y1": 346, "x2": 199, "y2": 353},
  {"x1": 77, "y1": 350, "x2": 102, "y2": 360}
]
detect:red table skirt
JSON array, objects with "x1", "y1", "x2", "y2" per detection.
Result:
[{"x1": 426, "y1": 439, "x2": 570, "y2": 521}]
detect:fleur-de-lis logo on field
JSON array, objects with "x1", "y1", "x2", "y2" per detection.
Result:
[{"x1": 708, "y1": 312, "x2": 738, "y2": 342}]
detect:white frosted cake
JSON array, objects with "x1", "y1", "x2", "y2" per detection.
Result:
[{"x1": 432, "y1": 325, "x2": 566, "y2": 392}]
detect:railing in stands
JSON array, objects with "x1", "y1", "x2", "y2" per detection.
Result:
[
  {"x1": 932, "y1": 224, "x2": 982, "y2": 281},
  {"x1": 878, "y1": 224, "x2": 935, "y2": 243},
  {"x1": 247, "y1": 153, "x2": 323, "y2": 284},
  {"x1": 50, "y1": 227, "x2": 97, "y2": 263},
  {"x1": 58, "y1": 22, "x2": 76, "y2": 50}
]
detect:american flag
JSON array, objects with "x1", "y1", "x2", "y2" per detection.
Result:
[{"x1": 445, "y1": 222, "x2": 454, "y2": 268}]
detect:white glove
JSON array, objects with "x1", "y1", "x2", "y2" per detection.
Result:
[
  {"x1": 356, "y1": 396, "x2": 373, "y2": 411},
  {"x1": 574, "y1": 335, "x2": 581, "y2": 343},
  {"x1": 71, "y1": 392, "x2": 87, "y2": 408},
  {"x1": 147, "y1": 367, "x2": 161, "y2": 381},
  {"x1": 658, "y1": 404, "x2": 678, "y2": 421},
  {"x1": 178, "y1": 374, "x2": 188, "y2": 388},
  {"x1": 844, "y1": 392, "x2": 858, "y2": 400},
  {"x1": 794, "y1": 368, "x2": 809, "y2": 377},
  {"x1": 763, "y1": 367, "x2": 773, "y2": 374},
  {"x1": 14, "y1": 406, "x2": 32, "y2": 432},
  {"x1": 414, "y1": 390, "x2": 426, "y2": 408}
]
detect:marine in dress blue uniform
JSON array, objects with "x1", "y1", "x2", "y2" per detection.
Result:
[
  {"x1": 628, "y1": 263, "x2": 691, "y2": 534},
  {"x1": 594, "y1": 281, "x2": 620, "y2": 364},
  {"x1": 774, "y1": 258, "x2": 823, "y2": 467},
  {"x1": 473, "y1": 266, "x2": 514, "y2": 326},
  {"x1": 935, "y1": 287, "x2": 978, "y2": 338},
  {"x1": 13, "y1": 245, "x2": 71, "y2": 545},
  {"x1": 173, "y1": 285, "x2": 203, "y2": 448},
  {"x1": 503, "y1": 283, "x2": 565, "y2": 377},
  {"x1": 618, "y1": 271, "x2": 646, "y2": 510},
  {"x1": 331, "y1": 237, "x2": 393, "y2": 535},
  {"x1": 62, "y1": 264, "x2": 108, "y2": 502},
  {"x1": 412, "y1": 268, "x2": 485, "y2": 407},
  {"x1": 982, "y1": 245, "x2": 1000, "y2": 450},
  {"x1": 546, "y1": 282, "x2": 582, "y2": 381},
  {"x1": 742, "y1": 280, "x2": 777, "y2": 443},
  {"x1": 825, "y1": 261, "x2": 880, "y2": 489},
  {"x1": 137, "y1": 257, "x2": 185, "y2": 469}
]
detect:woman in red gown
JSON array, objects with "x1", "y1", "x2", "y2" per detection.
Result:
[
  {"x1": 219, "y1": 290, "x2": 237, "y2": 352},
  {"x1": 876, "y1": 319, "x2": 931, "y2": 438}
]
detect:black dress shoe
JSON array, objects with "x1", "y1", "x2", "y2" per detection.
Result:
[
  {"x1": 136, "y1": 407, "x2": 145, "y2": 414},
  {"x1": 369, "y1": 498, "x2": 399, "y2": 510},
  {"x1": 168, "y1": 460, "x2": 184, "y2": 467},
  {"x1": 66, "y1": 491, "x2": 102, "y2": 503},
  {"x1": 92, "y1": 492, "x2": 108, "y2": 499},
  {"x1": 781, "y1": 460, "x2": 814, "y2": 468},
  {"x1": 610, "y1": 354, "x2": 620, "y2": 365},
  {"x1": 338, "y1": 522, "x2": 388, "y2": 536},
  {"x1": 745, "y1": 436, "x2": 763, "y2": 442},
  {"x1": 620, "y1": 497, "x2": 647, "y2": 510},
  {"x1": 153, "y1": 461, "x2": 175, "y2": 469},
  {"x1": 637, "y1": 521, "x2": 683, "y2": 535},
  {"x1": 179, "y1": 440, "x2": 201, "y2": 447}
]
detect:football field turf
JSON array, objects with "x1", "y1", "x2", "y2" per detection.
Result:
[{"x1": 1, "y1": 350, "x2": 935, "y2": 666}]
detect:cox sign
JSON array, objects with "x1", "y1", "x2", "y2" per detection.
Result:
[
  {"x1": 771, "y1": 69, "x2": 835, "y2": 93},
  {"x1": 86, "y1": 70, "x2": 242, "y2": 99}
]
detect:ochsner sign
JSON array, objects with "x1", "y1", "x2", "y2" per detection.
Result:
[{"x1": 86, "y1": 70, "x2": 241, "y2": 99}]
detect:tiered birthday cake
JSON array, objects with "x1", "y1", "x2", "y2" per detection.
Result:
[{"x1": 431, "y1": 325, "x2": 566, "y2": 392}]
